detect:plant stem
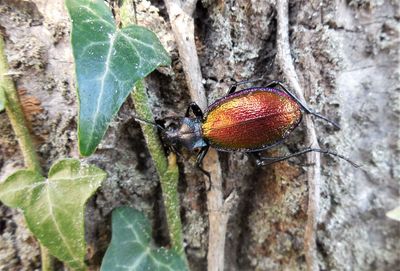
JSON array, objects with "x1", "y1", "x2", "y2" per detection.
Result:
[
  {"x1": 0, "y1": 35, "x2": 55, "y2": 271},
  {"x1": 0, "y1": 36, "x2": 41, "y2": 174},
  {"x1": 163, "y1": 153, "x2": 184, "y2": 253},
  {"x1": 118, "y1": 0, "x2": 185, "y2": 256},
  {"x1": 131, "y1": 81, "x2": 185, "y2": 254},
  {"x1": 40, "y1": 246, "x2": 55, "y2": 271}
]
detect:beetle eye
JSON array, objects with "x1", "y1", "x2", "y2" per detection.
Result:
[
  {"x1": 167, "y1": 122, "x2": 178, "y2": 130},
  {"x1": 155, "y1": 118, "x2": 166, "y2": 129}
]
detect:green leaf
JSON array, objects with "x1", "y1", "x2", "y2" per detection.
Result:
[
  {"x1": 65, "y1": 0, "x2": 171, "y2": 156},
  {"x1": 386, "y1": 206, "x2": 400, "y2": 221},
  {"x1": 0, "y1": 159, "x2": 106, "y2": 270},
  {"x1": 0, "y1": 86, "x2": 6, "y2": 112},
  {"x1": 101, "y1": 207, "x2": 188, "y2": 271}
]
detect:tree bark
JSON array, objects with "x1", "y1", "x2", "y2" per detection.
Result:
[{"x1": 0, "y1": 0, "x2": 398, "y2": 270}]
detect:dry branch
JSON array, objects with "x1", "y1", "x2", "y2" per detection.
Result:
[
  {"x1": 164, "y1": 0, "x2": 206, "y2": 111},
  {"x1": 164, "y1": 1, "x2": 237, "y2": 270},
  {"x1": 202, "y1": 148, "x2": 238, "y2": 271},
  {"x1": 275, "y1": 1, "x2": 321, "y2": 271}
]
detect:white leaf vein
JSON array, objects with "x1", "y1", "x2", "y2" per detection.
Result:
[
  {"x1": 79, "y1": 5, "x2": 114, "y2": 28},
  {"x1": 0, "y1": 181, "x2": 44, "y2": 196},
  {"x1": 44, "y1": 181, "x2": 79, "y2": 264},
  {"x1": 84, "y1": 32, "x2": 117, "y2": 151}
]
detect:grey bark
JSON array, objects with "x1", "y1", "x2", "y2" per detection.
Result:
[{"x1": 0, "y1": 0, "x2": 398, "y2": 270}]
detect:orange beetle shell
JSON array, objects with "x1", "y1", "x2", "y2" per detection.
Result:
[{"x1": 201, "y1": 88, "x2": 302, "y2": 152}]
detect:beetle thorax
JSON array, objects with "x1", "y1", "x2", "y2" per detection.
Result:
[{"x1": 161, "y1": 117, "x2": 207, "y2": 151}]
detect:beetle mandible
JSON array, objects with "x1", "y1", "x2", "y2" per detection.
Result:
[{"x1": 139, "y1": 80, "x2": 358, "y2": 177}]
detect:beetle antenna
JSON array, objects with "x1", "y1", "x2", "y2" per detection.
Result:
[
  {"x1": 262, "y1": 81, "x2": 341, "y2": 129},
  {"x1": 309, "y1": 112, "x2": 341, "y2": 130},
  {"x1": 256, "y1": 148, "x2": 360, "y2": 168},
  {"x1": 131, "y1": 114, "x2": 164, "y2": 130}
]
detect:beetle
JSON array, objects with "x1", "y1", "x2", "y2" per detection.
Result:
[{"x1": 138, "y1": 80, "x2": 358, "y2": 177}]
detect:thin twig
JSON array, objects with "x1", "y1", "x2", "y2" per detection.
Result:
[
  {"x1": 164, "y1": 1, "x2": 237, "y2": 270},
  {"x1": 203, "y1": 148, "x2": 238, "y2": 271},
  {"x1": 164, "y1": 0, "x2": 207, "y2": 111},
  {"x1": 276, "y1": 1, "x2": 321, "y2": 271},
  {"x1": 182, "y1": 0, "x2": 198, "y2": 15}
]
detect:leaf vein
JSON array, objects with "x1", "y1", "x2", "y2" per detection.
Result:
[
  {"x1": 45, "y1": 181, "x2": 80, "y2": 266},
  {"x1": 79, "y1": 5, "x2": 115, "y2": 29},
  {"x1": 119, "y1": 212, "x2": 142, "y2": 242},
  {"x1": 84, "y1": 32, "x2": 117, "y2": 151},
  {"x1": 120, "y1": 32, "x2": 155, "y2": 50},
  {"x1": 0, "y1": 181, "x2": 44, "y2": 196},
  {"x1": 119, "y1": 32, "x2": 147, "y2": 71},
  {"x1": 78, "y1": 41, "x2": 109, "y2": 59},
  {"x1": 51, "y1": 173, "x2": 105, "y2": 183}
]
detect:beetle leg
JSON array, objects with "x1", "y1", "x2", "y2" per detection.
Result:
[
  {"x1": 198, "y1": 166, "x2": 212, "y2": 190},
  {"x1": 185, "y1": 102, "x2": 204, "y2": 119},
  {"x1": 195, "y1": 146, "x2": 212, "y2": 190},
  {"x1": 155, "y1": 118, "x2": 166, "y2": 129},
  {"x1": 254, "y1": 147, "x2": 360, "y2": 168},
  {"x1": 196, "y1": 145, "x2": 209, "y2": 165},
  {"x1": 228, "y1": 78, "x2": 264, "y2": 94},
  {"x1": 265, "y1": 81, "x2": 340, "y2": 129},
  {"x1": 168, "y1": 145, "x2": 184, "y2": 159}
]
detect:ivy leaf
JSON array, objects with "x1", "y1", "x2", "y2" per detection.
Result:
[
  {"x1": 0, "y1": 159, "x2": 106, "y2": 270},
  {"x1": 101, "y1": 207, "x2": 188, "y2": 271},
  {"x1": 0, "y1": 86, "x2": 6, "y2": 112},
  {"x1": 65, "y1": 0, "x2": 171, "y2": 156}
]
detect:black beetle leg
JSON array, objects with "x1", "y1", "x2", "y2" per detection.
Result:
[
  {"x1": 254, "y1": 148, "x2": 360, "y2": 168},
  {"x1": 251, "y1": 152, "x2": 271, "y2": 167},
  {"x1": 265, "y1": 80, "x2": 340, "y2": 129},
  {"x1": 196, "y1": 145, "x2": 209, "y2": 165},
  {"x1": 195, "y1": 146, "x2": 212, "y2": 190},
  {"x1": 227, "y1": 78, "x2": 264, "y2": 94},
  {"x1": 198, "y1": 166, "x2": 211, "y2": 191},
  {"x1": 185, "y1": 102, "x2": 204, "y2": 119},
  {"x1": 169, "y1": 145, "x2": 183, "y2": 159}
]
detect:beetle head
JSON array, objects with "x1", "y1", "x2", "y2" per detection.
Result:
[
  {"x1": 156, "y1": 116, "x2": 207, "y2": 152},
  {"x1": 156, "y1": 116, "x2": 182, "y2": 149}
]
